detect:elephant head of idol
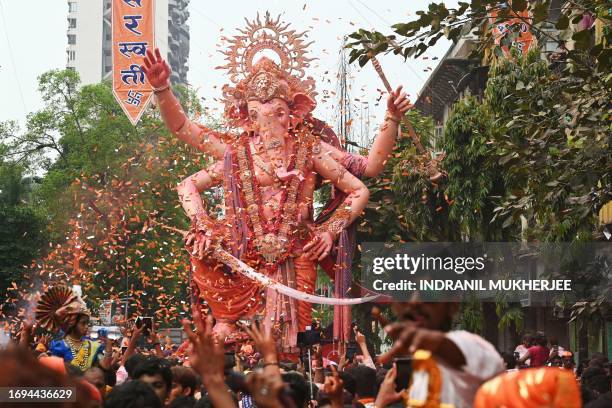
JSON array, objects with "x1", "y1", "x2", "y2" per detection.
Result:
[{"x1": 222, "y1": 57, "x2": 316, "y2": 137}]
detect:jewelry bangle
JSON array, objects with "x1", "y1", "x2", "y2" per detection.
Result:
[
  {"x1": 385, "y1": 114, "x2": 401, "y2": 125},
  {"x1": 263, "y1": 361, "x2": 279, "y2": 367},
  {"x1": 153, "y1": 83, "x2": 170, "y2": 94}
]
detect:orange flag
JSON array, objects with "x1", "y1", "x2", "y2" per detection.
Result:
[
  {"x1": 489, "y1": 3, "x2": 534, "y2": 58},
  {"x1": 112, "y1": 0, "x2": 155, "y2": 125}
]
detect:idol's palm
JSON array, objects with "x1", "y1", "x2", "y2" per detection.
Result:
[{"x1": 141, "y1": 48, "x2": 170, "y2": 88}]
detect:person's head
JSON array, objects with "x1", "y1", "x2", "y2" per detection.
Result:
[
  {"x1": 582, "y1": 366, "x2": 610, "y2": 396},
  {"x1": 84, "y1": 367, "x2": 107, "y2": 399},
  {"x1": 133, "y1": 357, "x2": 173, "y2": 404},
  {"x1": 522, "y1": 333, "x2": 533, "y2": 347},
  {"x1": 534, "y1": 332, "x2": 547, "y2": 347},
  {"x1": 125, "y1": 353, "x2": 147, "y2": 379},
  {"x1": 588, "y1": 352, "x2": 608, "y2": 368},
  {"x1": 225, "y1": 370, "x2": 248, "y2": 394},
  {"x1": 562, "y1": 352, "x2": 575, "y2": 370},
  {"x1": 337, "y1": 371, "x2": 356, "y2": 397},
  {"x1": 169, "y1": 366, "x2": 198, "y2": 403},
  {"x1": 0, "y1": 347, "x2": 94, "y2": 407},
  {"x1": 392, "y1": 301, "x2": 460, "y2": 331},
  {"x1": 168, "y1": 395, "x2": 197, "y2": 408},
  {"x1": 500, "y1": 352, "x2": 516, "y2": 370},
  {"x1": 68, "y1": 314, "x2": 90, "y2": 338},
  {"x1": 104, "y1": 380, "x2": 162, "y2": 408},
  {"x1": 282, "y1": 372, "x2": 310, "y2": 408},
  {"x1": 549, "y1": 336, "x2": 559, "y2": 347},
  {"x1": 346, "y1": 366, "x2": 377, "y2": 398}
]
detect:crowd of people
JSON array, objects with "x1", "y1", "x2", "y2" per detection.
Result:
[{"x1": 3, "y1": 294, "x2": 611, "y2": 407}]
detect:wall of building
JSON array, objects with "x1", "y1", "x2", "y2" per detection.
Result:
[{"x1": 67, "y1": 0, "x2": 104, "y2": 85}]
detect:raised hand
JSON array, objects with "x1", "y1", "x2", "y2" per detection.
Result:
[
  {"x1": 246, "y1": 371, "x2": 285, "y2": 408},
  {"x1": 374, "y1": 364, "x2": 406, "y2": 408},
  {"x1": 182, "y1": 312, "x2": 235, "y2": 407},
  {"x1": 241, "y1": 320, "x2": 277, "y2": 363},
  {"x1": 386, "y1": 85, "x2": 413, "y2": 122},
  {"x1": 323, "y1": 365, "x2": 344, "y2": 408},
  {"x1": 182, "y1": 312, "x2": 225, "y2": 382},
  {"x1": 141, "y1": 48, "x2": 171, "y2": 89}
]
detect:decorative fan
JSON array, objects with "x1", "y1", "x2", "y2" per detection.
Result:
[{"x1": 35, "y1": 286, "x2": 81, "y2": 332}]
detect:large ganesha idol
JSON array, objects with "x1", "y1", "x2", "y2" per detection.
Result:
[{"x1": 141, "y1": 12, "x2": 412, "y2": 346}]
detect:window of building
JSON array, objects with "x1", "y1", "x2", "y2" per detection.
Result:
[
  {"x1": 68, "y1": 18, "x2": 76, "y2": 29},
  {"x1": 68, "y1": 34, "x2": 76, "y2": 45},
  {"x1": 68, "y1": 2, "x2": 77, "y2": 12},
  {"x1": 67, "y1": 50, "x2": 76, "y2": 61}
]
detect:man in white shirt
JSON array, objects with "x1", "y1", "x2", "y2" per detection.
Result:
[
  {"x1": 375, "y1": 300, "x2": 504, "y2": 408},
  {"x1": 514, "y1": 333, "x2": 532, "y2": 366}
]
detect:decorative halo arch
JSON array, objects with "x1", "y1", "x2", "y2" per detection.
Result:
[{"x1": 217, "y1": 11, "x2": 316, "y2": 84}]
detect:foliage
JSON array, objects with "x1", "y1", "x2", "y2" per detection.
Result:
[
  {"x1": 441, "y1": 96, "x2": 511, "y2": 241},
  {"x1": 457, "y1": 295, "x2": 484, "y2": 334},
  {"x1": 0, "y1": 70, "x2": 219, "y2": 328},
  {"x1": 485, "y1": 48, "x2": 610, "y2": 241},
  {"x1": 358, "y1": 110, "x2": 455, "y2": 242},
  {"x1": 348, "y1": 0, "x2": 611, "y2": 241},
  {"x1": 350, "y1": 1, "x2": 611, "y2": 332},
  {"x1": 0, "y1": 157, "x2": 47, "y2": 297}
]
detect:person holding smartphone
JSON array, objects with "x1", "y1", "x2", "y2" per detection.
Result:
[{"x1": 375, "y1": 298, "x2": 504, "y2": 408}]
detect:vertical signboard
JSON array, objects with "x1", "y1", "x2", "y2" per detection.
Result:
[
  {"x1": 112, "y1": 0, "x2": 154, "y2": 125},
  {"x1": 99, "y1": 300, "x2": 113, "y2": 326}
]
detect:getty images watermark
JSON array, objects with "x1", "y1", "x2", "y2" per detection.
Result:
[{"x1": 361, "y1": 242, "x2": 611, "y2": 303}]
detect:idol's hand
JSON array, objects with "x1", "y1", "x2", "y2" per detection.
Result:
[
  {"x1": 304, "y1": 231, "x2": 333, "y2": 261},
  {"x1": 386, "y1": 85, "x2": 413, "y2": 122},
  {"x1": 141, "y1": 48, "x2": 171, "y2": 89},
  {"x1": 189, "y1": 231, "x2": 218, "y2": 260}
]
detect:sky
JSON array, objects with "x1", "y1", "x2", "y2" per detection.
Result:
[{"x1": 0, "y1": 0, "x2": 458, "y2": 146}]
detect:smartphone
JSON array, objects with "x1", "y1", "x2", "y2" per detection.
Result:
[
  {"x1": 394, "y1": 357, "x2": 413, "y2": 392},
  {"x1": 135, "y1": 316, "x2": 153, "y2": 337}
]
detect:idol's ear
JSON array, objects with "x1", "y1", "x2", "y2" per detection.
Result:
[{"x1": 291, "y1": 93, "x2": 316, "y2": 125}]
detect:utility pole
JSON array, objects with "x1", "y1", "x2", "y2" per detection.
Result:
[{"x1": 335, "y1": 39, "x2": 354, "y2": 152}]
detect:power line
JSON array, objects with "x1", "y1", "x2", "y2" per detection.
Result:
[
  {"x1": 346, "y1": 0, "x2": 425, "y2": 83},
  {"x1": 0, "y1": 0, "x2": 27, "y2": 115},
  {"x1": 354, "y1": 0, "x2": 393, "y2": 26}
]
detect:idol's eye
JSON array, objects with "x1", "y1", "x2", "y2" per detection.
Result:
[{"x1": 276, "y1": 109, "x2": 285, "y2": 117}]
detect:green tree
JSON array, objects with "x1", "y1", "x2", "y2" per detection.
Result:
[
  {"x1": 0, "y1": 152, "x2": 47, "y2": 297},
  {"x1": 0, "y1": 70, "x2": 218, "y2": 327},
  {"x1": 359, "y1": 109, "x2": 455, "y2": 242},
  {"x1": 348, "y1": 0, "x2": 611, "y2": 241}
]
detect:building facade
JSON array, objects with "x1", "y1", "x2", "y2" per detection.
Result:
[{"x1": 66, "y1": 0, "x2": 190, "y2": 85}]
